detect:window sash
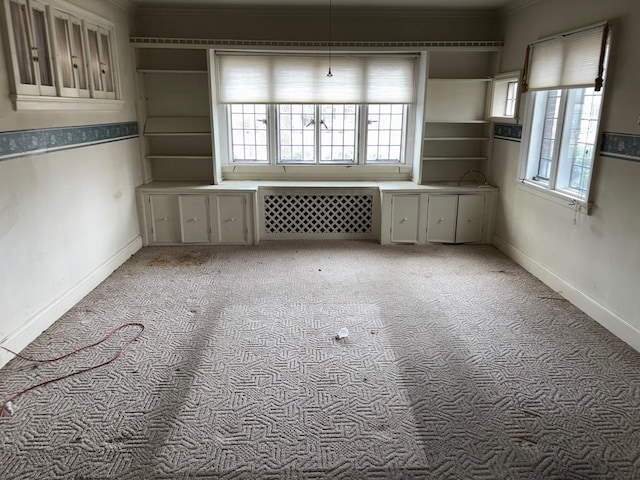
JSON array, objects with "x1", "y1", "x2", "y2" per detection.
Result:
[
  {"x1": 227, "y1": 104, "x2": 406, "y2": 166},
  {"x1": 217, "y1": 53, "x2": 416, "y2": 104},
  {"x1": 522, "y1": 87, "x2": 603, "y2": 202}
]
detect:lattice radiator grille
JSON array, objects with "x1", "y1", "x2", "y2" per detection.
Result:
[{"x1": 263, "y1": 194, "x2": 373, "y2": 235}]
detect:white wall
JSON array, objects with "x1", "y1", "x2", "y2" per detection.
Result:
[
  {"x1": 0, "y1": 0, "x2": 143, "y2": 368},
  {"x1": 491, "y1": 0, "x2": 640, "y2": 350}
]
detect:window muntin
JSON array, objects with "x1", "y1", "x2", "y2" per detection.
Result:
[
  {"x1": 228, "y1": 104, "x2": 406, "y2": 166},
  {"x1": 522, "y1": 86, "x2": 603, "y2": 199}
]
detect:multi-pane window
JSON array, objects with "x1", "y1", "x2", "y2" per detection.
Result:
[
  {"x1": 320, "y1": 104, "x2": 357, "y2": 163},
  {"x1": 7, "y1": 0, "x2": 55, "y2": 95},
  {"x1": 279, "y1": 104, "x2": 316, "y2": 163},
  {"x1": 51, "y1": 10, "x2": 88, "y2": 97},
  {"x1": 3, "y1": 0, "x2": 118, "y2": 104},
  {"x1": 522, "y1": 86, "x2": 603, "y2": 197},
  {"x1": 228, "y1": 104, "x2": 406, "y2": 166},
  {"x1": 366, "y1": 104, "x2": 405, "y2": 163},
  {"x1": 230, "y1": 104, "x2": 268, "y2": 163}
]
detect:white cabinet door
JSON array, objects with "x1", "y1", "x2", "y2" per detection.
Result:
[
  {"x1": 214, "y1": 194, "x2": 249, "y2": 244},
  {"x1": 390, "y1": 194, "x2": 421, "y2": 244},
  {"x1": 149, "y1": 194, "x2": 181, "y2": 243},
  {"x1": 179, "y1": 195, "x2": 210, "y2": 243},
  {"x1": 455, "y1": 194, "x2": 484, "y2": 244},
  {"x1": 426, "y1": 195, "x2": 458, "y2": 243}
]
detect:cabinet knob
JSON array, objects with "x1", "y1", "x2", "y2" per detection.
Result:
[
  {"x1": 401, "y1": 217, "x2": 408, "y2": 223},
  {"x1": 437, "y1": 217, "x2": 445, "y2": 223},
  {"x1": 157, "y1": 217, "x2": 169, "y2": 222},
  {"x1": 188, "y1": 217, "x2": 198, "y2": 222},
  {"x1": 228, "y1": 217, "x2": 235, "y2": 222},
  {"x1": 468, "y1": 218, "x2": 473, "y2": 222}
]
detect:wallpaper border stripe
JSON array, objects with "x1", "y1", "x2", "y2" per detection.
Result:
[
  {"x1": 0, "y1": 121, "x2": 139, "y2": 162},
  {"x1": 600, "y1": 132, "x2": 640, "y2": 163},
  {"x1": 494, "y1": 124, "x2": 640, "y2": 162}
]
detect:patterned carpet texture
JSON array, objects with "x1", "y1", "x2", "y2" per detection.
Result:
[{"x1": 1, "y1": 241, "x2": 639, "y2": 479}]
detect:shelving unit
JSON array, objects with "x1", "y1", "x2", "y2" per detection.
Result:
[
  {"x1": 421, "y1": 50, "x2": 499, "y2": 184},
  {"x1": 135, "y1": 48, "x2": 214, "y2": 183}
]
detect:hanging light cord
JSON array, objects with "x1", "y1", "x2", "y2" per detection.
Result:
[
  {"x1": 0, "y1": 322, "x2": 145, "y2": 420},
  {"x1": 327, "y1": 0, "x2": 333, "y2": 77}
]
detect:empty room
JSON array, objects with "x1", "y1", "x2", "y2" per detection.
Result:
[{"x1": 1, "y1": 0, "x2": 639, "y2": 478}]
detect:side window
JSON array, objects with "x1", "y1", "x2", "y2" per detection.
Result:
[
  {"x1": 6, "y1": 0, "x2": 56, "y2": 96},
  {"x1": 2, "y1": 0, "x2": 119, "y2": 107},
  {"x1": 86, "y1": 23, "x2": 115, "y2": 99},
  {"x1": 51, "y1": 9, "x2": 89, "y2": 97}
]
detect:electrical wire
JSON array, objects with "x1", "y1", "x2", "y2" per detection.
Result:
[{"x1": 0, "y1": 322, "x2": 144, "y2": 420}]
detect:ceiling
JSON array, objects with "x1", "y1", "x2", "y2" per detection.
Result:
[{"x1": 130, "y1": 0, "x2": 515, "y2": 9}]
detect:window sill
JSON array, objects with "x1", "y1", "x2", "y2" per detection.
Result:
[
  {"x1": 517, "y1": 179, "x2": 592, "y2": 214},
  {"x1": 11, "y1": 94, "x2": 124, "y2": 112},
  {"x1": 222, "y1": 164, "x2": 412, "y2": 182}
]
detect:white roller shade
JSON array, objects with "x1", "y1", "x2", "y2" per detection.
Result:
[
  {"x1": 217, "y1": 54, "x2": 416, "y2": 104},
  {"x1": 524, "y1": 22, "x2": 609, "y2": 92}
]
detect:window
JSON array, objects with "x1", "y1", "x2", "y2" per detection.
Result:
[
  {"x1": 85, "y1": 23, "x2": 115, "y2": 99},
  {"x1": 227, "y1": 104, "x2": 407, "y2": 166},
  {"x1": 522, "y1": 87, "x2": 603, "y2": 196},
  {"x1": 6, "y1": 0, "x2": 56, "y2": 96},
  {"x1": 519, "y1": 22, "x2": 610, "y2": 203},
  {"x1": 2, "y1": 0, "x2": 119, "y2": 108},
  {"x1": 490, "y1": 71, "x2": 520, "y2": 120},
  {"x1": 51, "y1": 9, "x2": 88, "y2": 97}
]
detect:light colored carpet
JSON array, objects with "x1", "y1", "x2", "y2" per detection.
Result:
[{"x1": 1, "y1": 241, "x2": 639, "y2": 479}]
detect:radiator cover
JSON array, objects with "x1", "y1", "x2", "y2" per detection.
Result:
[{"x1": 261, "y1": 192, "x2": 375, "y2": 239}]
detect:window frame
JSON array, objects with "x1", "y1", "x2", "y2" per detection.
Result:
[
  {"x1": 1, "y1": 0, "x2": 121, "y2": 110},
  {"x1": 225, "y1": 103, "x2": 408, "y2": 167},
  {"x1": 519, "y1": 85, "x2": 605, "y2": 205}
]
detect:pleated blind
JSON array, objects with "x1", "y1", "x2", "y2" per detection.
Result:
[
  {"x1": 523, "y1": 22, "x2": 609, "y2": 92},
  {"x1": 216, "y1": 54, "x2": 416, "y2": 104}
]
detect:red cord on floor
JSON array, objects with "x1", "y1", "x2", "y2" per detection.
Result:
[{"x1": 0, "y1": 323, "x2": 145, "y2": 420}]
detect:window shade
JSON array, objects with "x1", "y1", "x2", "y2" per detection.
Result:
[
  {"x1": 523, "y1": 22, "x2": 609, "y2": 92},
  {"x1": 217, "y1": 54, "x2": 416, "y2": 104}
]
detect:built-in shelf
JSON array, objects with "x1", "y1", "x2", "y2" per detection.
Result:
[{"x1": 144, "y1": 116, "x2": 211, "y2": 135}]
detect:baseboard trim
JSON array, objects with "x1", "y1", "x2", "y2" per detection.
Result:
[
  {"x1": 0, "y1": 236, "x2": 143, "y2": 369},
  {"x1": 492, "y1": 234, "x2": 640, "y2": 352}
]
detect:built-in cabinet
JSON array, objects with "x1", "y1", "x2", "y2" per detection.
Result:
[
  {"x1": 380, "y1": 185, "x2": 496, "y2": 245},
  {"x1": 425, "y1": 194, "x2": 484, "y2": 244},
  {"x1": 389, "y1": 194, "x2": 422, "y2": 244},
  {"x1": 139, "y1": 186, "x2": 256, "y2": 246}
]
